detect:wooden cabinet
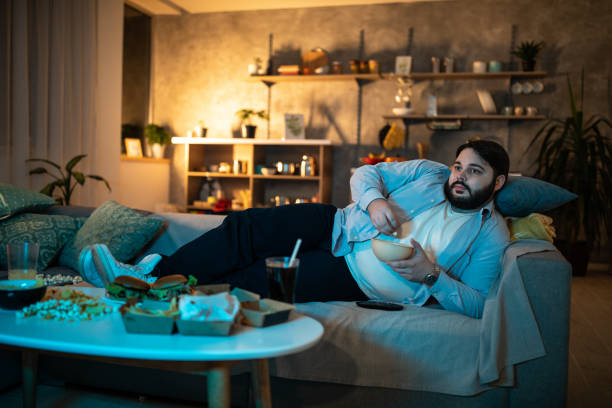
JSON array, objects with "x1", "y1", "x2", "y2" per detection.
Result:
[{"x1": 173, "y1": 138, "x2": 332, "y2": 211}]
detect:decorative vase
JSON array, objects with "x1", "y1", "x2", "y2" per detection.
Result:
[
  {"x1": 521, "y1": 59, "x2": 536, "y2": 72},
  {"x1": 151, "y1": 143, "x2": 166, "y2": 159},
  {"x1": 241, "y1": 124, "x2": 257, "y2": 138}
]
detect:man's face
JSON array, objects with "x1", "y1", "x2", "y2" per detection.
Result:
[{"x1": 444, "y1": 148, "x2": 505, "y2": 210}]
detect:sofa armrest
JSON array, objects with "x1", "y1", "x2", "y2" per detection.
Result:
[
  {"x1": 140, "y1": 212, "x2": 226, "y2": 257},
  {"x1": 510, "y1": 249, "x2": 571, "y2": 407}
]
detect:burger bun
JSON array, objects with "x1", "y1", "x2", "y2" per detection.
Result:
[
  {"x1": 113, "y1": 275, "x2": 151, "y2": 291},
  {"x1": 152, "y1": 274, "x2": 188, "y2": 290}
]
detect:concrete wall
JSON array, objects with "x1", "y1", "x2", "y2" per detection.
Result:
[{"x1": 149, "y1": 0, "x2": 611, "y2": 207}]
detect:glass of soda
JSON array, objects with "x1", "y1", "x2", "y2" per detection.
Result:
[{"x1": 265, "y1": 257, "x2": 299, "y2": 303}]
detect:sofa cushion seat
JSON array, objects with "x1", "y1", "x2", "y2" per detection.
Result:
[{"x1": 273, "y1": 302, "x2": 486, "y2": 396}]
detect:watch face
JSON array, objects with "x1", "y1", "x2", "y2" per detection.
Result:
[{"x1": 424, "y1": 273, "x2": 438, "y2": 286}]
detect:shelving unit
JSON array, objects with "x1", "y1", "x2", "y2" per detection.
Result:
[{"x1": 171, "y1": 137, "x2": 332, "y2": 211}]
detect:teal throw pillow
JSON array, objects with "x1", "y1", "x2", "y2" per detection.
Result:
[
  {"x1": 495, "y1": 176, "x2": 578, "y2": 217},
  {"x1": 0, "y1": 183, "x2": 56, "y2": 220},
  {"x1": 59, "y1": 200, "x2": 163, "y2": 272},
  {"x1": 0, "y1": 213, "x2": 81, "y2": 271}
]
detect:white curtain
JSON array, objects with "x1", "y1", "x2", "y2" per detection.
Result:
[{"x1": 0, "y1": 0, "x2": 121, "y2": 206}]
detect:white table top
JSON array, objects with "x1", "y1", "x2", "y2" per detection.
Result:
[{"x1": 0, "y1": 287, "x2": 323, "y2": 362}]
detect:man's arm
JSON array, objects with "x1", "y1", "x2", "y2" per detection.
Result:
[
  {"x1": 351, "y1": 160, "x2": 447, "y2": 235},
  {"x1": 387, "y1": 227, "x2": 508, "y2": 318}
]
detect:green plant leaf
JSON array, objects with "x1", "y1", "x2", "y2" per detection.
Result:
[
  {"x1": 28, "y1": 167, "x2": 52, "y2": 176},
  {"x1": 73, "y1": 171, "x2": 85, "y2": 184},
  {"x1": 65, "y1": 154, "x2": 87, "y2": 172},
  {"x1": 87, "y1": 174, "x2": 112, "y2": 191},
  {"x1": 26, "y1": 158, "x2": 61, "y2": 171}
]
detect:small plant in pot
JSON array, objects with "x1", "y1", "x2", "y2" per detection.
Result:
[
  {"x1": 236, "y1": 109, "x2": 268, "y2": 138},
  {"x1": 511, "y1": 40, "x2": 544, "y2": 71},
  {"x1": 144, "y1": 124, "x2": 171, "y2": 158},
  {"x1": 526, "y1": 71, "x2": 612, "y2": 275}
]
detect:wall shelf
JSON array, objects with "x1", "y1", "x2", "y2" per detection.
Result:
[
  {"x1": 383, "y1": 114, "x2": 547, "y2": 121},
  {"x1": 245, "y1": 71, "x2": 547, "y2": 84}
]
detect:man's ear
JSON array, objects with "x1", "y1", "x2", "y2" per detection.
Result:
[{"x1": 494, "y1": 174, "x2": 506, "y2": 192}]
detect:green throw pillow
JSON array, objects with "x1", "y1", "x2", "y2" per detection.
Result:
[
  {"x1": 59, "y1": 200, "x2": 163, "y2": 272},
  {"x1": 0, "y1": 213, "x2": 81, "y2": 271},
  {"x1": 0, "y1": 183, "x2": 56, "y2": 220}
]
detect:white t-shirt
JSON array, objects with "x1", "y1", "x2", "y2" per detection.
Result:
[{"x1": 344, "y1": 201, "x2": 474, "y2": 303}]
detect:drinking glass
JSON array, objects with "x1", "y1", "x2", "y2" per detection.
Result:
[
  {"x1": 265, "y1": 257, "x2": 299, "y2": 304},
  {"x1": 7, "y1": 242, "x2": 39, "y2": 280}
]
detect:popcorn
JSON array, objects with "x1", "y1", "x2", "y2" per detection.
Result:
[
  {"x1": 37, "y1": 274, "x2": 83, "y2": 286},
  {"x1": 17, "y1": 288, "x2": 112, "y2": 321}
]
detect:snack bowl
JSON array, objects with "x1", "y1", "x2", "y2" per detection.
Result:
[
  {"x1": 371, "y1": 239, "x2": 415, "y2": 262},
  {"x1": 0, "y1": 279, "x2": 47, "y2": 310}
]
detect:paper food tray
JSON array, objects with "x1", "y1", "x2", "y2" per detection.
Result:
[
  {"x1": 176, "y1": 318, "x2": 235, "y2": 336},
  {"x1": 120, "y1": 300, "x2": 178, "y2": 335},
  {"x1": 231, "y1": 288, "x2": 295, "y2": 327}
]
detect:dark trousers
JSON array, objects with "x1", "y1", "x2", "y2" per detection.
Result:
[{"x1": 155, "y1": 203, "x2": 367, "y2": 302}]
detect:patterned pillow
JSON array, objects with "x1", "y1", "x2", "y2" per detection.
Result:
[
  {"x1": 0, "y1": 213, "x2": 81, "y2": 271},
  {"x1": 59, "y1": 200, "x2": 163, "y2": 271},
  {"x1": 0, "y1": 183, "x2": 56, "y2": 220}
]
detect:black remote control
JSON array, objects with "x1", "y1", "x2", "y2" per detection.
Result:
[{"x1": 356, "y1": 300, "x2": 404, "y2": 311}]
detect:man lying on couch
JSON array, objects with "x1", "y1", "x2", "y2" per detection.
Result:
[{"x1": 80, "y1": 139, "x2": 510, "y2": 318}]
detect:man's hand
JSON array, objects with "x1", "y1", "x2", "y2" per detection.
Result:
[
  {"x1": 386, "y1": 239, "x2": 435, "y2": 282},
  {"x1": 367, "y1": 199, "x2": 399, "y2": 236}
]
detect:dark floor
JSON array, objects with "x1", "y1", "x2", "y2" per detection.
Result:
[
  {"x1": 567, "y1": 263, "x2": 612, "y2": 407},
  {"x1": 1, "y1": 263, "x2": 611, "y2": 407}
]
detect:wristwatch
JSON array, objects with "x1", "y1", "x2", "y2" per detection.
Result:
[{"x1": 424, "y1": 264, "x2": 440, "y2": 287}]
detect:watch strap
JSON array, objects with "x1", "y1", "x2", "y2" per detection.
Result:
[{"x1": 424, "y1": 264, "x2": 440, "y2": 287}]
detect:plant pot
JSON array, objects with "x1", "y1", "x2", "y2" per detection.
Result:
[
  {"x1": 521, "y1": 59, "x2": 536, "y2": 72},
  {"x1": 151, "y1": 143, "x2": 166, "y2": 159},
  {"x1": 555, "y1": 240, "x2": 590, "y2": 276},
  {"x1": 241, "y1": 125, "x2": 257, "y2": 139}
]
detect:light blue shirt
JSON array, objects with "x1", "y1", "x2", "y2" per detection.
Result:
[{"x1": 332, "y1": 159, "x2": 510, "y2": 318}]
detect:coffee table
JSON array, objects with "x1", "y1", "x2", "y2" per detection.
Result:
[{"x1": 0, "y1": 287, "x2": 323, "y2": 408}]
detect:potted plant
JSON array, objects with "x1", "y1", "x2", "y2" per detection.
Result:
[
  {"x1": 144, "y1": 124, "x2": 171, "y2": 158},
  {"x1": 26, "y1": 154, "x2": 111, "y2": 205},
  {"x1": 236, "y1": 109, "x2": 268, "y2": 138},
  {"x1": 526, "y1": 71, "x2": 612, "y2": 275},
  {"x1": 511, "y1": 40, "x2": 544, "y2": 71}
]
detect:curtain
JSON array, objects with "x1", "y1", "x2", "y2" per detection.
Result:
[{"x1": 0, "y1": 0, "x2": 120, "y2": 206}]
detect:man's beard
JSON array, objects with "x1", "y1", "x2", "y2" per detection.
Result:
[{"x1": 444, "y1": 179, "x2": 496, "y2": 210}]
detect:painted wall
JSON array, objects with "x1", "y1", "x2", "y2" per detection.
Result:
[{"x1": 149, "y1": 0, "x2": 611, "y2": 207}]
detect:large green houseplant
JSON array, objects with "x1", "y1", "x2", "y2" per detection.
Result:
[
  {"x1": 527, "y1": 71, "x2": 612, "y2": 273},
  {"x1": 27, "y1": 154, "x2": 111, "y2": 205}
]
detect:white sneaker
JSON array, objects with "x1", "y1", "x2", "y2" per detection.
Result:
[{"x1": 79, "y1": 244, "x2": 161, "y2": 287}]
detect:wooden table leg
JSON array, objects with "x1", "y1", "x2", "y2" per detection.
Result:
[
  {"x1": 206, "y1": 364, "x2": 230, "y2": 408},
  {"x1": 251, "y1": 359, "x2": 271, "y2": 408},
  {"x1": 22, "y1": 350, "x2": 38, "y2": 408}
]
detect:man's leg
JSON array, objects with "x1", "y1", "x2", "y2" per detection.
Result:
[
  {"x1": 202, "y1": 251, "x2": 367, "y2": 302},
  {"x1": 155, "y1": 203, "x2": 337, "y2": 285}
]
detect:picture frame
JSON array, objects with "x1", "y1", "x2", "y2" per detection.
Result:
[
  {"x1": 284, "y1": 114, "x2": 305, "y2": 140},
  {"x1": 124, "y1": 138, "x2": 143, "y2": 158},
  {"x1": 395, "y1": 56, "x2": 412, "y2": 75}
]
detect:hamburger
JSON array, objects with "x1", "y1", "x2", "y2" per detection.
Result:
[
  {"x1": 106, "y1": 274, "x2": 197, "y2": 301},
  {"x1": 148, "y1": 274, "x2": 197, "y2": 301},
  {"x1": 106, "y1": 275, "x2": 151, "y2": 301}
]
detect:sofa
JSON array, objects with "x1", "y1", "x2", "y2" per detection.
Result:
[{"x1": 0, "y1": 205, "x2": 571, "y2": 408}]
